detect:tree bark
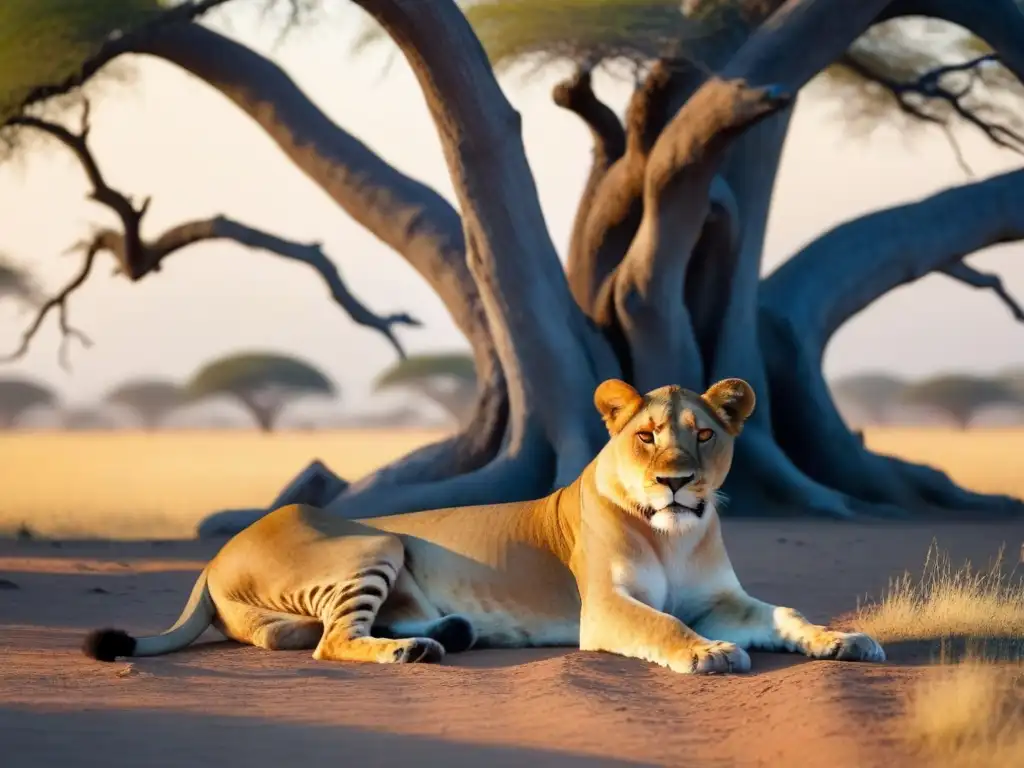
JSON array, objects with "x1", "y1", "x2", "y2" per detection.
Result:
[
  {"x1": 571, "y1": 61, "x2": 698, "y2": 319},
  {"x1": 761, "y1": 168, "x2": 1024, "y2": 513},
  {"x1": 352, "y1": 0, "x2": 614, "y2": 484},
  {"x1": 554, "y1": 68, "x2": 626, "y2": 310},
  {"x1": 609, "y1": 78, "x2": 791, "y2": 393}
]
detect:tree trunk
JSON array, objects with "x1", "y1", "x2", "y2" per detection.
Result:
[
  {"x1": 761, "y1": 168, "x2": 1024, "y2": 514},
  {"x1": 41, "y1": 0, "x2": 1018, "y2": 537}
]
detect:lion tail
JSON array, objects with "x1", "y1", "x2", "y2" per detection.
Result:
[{"x1": 82, "y1": 566, "x2": 215, "y2": 662}]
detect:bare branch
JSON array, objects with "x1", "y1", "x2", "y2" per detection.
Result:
[
  {"x1": 6, "y1": 107, "x2": 421, "y2": 359},
  {"x1": 838, "y1": 52, "x2": 1024, "y2": 155},
  {"x1": 0, "y1": 241, "x2": 98, "y2": 370},
  {"x1": 940, "y1": 261, "x2": 1024, "y2": 322}
]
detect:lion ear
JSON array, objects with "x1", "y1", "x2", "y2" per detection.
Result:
[
  {"x1": 702, "y1": 378, "x2": 756, "y2": 436},
  {"x1": 594, "y1": 379, "x2": 644, "y2": 435}
]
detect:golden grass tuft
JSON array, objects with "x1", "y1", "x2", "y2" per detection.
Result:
[
  {"x1": 904, "y1": 657, "x2": 1024, "y2": 768},
  {"x1": 854, "y1": 544, "x2": 1024, "y2": 767},
  {"x1": 852, "y1": 541, "x2": 1024, "y2": 646}
]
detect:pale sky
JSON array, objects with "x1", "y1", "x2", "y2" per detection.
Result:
[{"x1": 1, "y1": 8, "x2": 1022, "y2": 414}]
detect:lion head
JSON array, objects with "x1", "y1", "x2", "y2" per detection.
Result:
[{"x1": 592, "y1": 378, "x2": 756, "y2": 535}]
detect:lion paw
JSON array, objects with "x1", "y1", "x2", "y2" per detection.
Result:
[
  {"x1": 675, "y1": 641, "x2": 751, "y2": 674},
  {"x1": 813, "y1": 631, "x2": 886, "y2": 663},
  {"x1": 391, "y1": 637, "x2": 445, "y2": 664}
]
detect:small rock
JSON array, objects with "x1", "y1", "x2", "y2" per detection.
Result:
[
  {"x1": 0, "y1": 578, "x2": 20, "y2": 590},
  {"x1": 87, "y1": 586, "x2": 110, "y2": 595}
]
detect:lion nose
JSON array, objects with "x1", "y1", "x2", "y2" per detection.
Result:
[{"x1": 656, "y1": 475, "x2": 693, "y2": 493}]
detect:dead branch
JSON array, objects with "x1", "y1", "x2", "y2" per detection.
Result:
[
  {"x1": 0, "y1": 241, "x2": 98, "y2": 370},
  {"x1": 6, "y1": 107, "x2": 421, "y2": 359},
  {"x1": 839, "y1": 52, "x2": 1024, "y2": 156},
  {"x1": 940, "y1": 261, "x2": 1024, "y2": 322}
]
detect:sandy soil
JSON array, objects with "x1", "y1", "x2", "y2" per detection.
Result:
[{"x1": 3, "y1": 520, "x2": 1021, "y2": 767}]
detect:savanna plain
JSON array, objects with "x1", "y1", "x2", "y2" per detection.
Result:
[{"x1": 1, "y1": 426, "x2": 1022, "y2": 767}]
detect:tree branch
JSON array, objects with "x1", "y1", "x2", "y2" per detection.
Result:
[
  {"x1": 569, "y1": 60, "x2": 700, "y2": 317},
  {"x1": 940, "y1": 261, "x2": 1024, "y2": 322},
  {"x1": 6, "y1": 108, "x2": 420, "y2": 358},
  {"x1": 761, "y1": 167, "x2": 1024, "y2": 354},
  {"x1": 352, "y1": 0, "x2": 614, "y2": 483},
  {"x1": 886, "y1": 0, "x2": 1024, "y2": 84},
  {"x1": 839, "y1": 52, "x2": 1024, "y2": 155},
  {"x1": 0, "y1": 241, "x2": 98, "y2": 371},
  {"x1": 607, "y1": 78, "x2": 791, "y2": 392},
  {"x1": 554, "y1": 66, "x2": 627, "y2": 311}
]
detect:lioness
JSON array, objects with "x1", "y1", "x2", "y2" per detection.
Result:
[{"x1": 84, "y1": 378, "x2": 885, "y2": 673}]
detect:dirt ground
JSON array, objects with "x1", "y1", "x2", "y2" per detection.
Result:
[{"x1": 3, "y1": 519, "x2": 1021, "y2": 767}]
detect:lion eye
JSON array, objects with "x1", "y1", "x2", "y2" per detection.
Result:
[
  {"x1": 636, "y1": 431, "x2": 655, "y2": 445},
  {"x1": 697, "y1": 428, "x2": 714, "y2": 443}
]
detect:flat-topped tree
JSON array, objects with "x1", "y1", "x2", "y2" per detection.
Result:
[
  {"x1": 900, "y1": 374, "x2": 1022, "y2": 429},
  {"x1": 103, "y1": 379, "x2": 184, "y2": 429},
  {"x1": 374, "y1": 353, "x2": 477, "y2": 427},
  {"x1": 0, "y1": 377, "x2": 58, "y2": 428},
  {"x1": 185, "y1": 352, "x2": 337, "y2": 432},
  {"x1": 2, "y1": 1, "x2": 1024, "y2": 538}
]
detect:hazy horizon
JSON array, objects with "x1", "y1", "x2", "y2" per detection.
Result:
[{"x1": 2, "y1": 8, "x2": 1023, "y2": 414}]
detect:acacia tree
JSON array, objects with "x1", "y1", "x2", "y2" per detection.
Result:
[
  {"x1": 0, "y1": 377, "x2": 57, "y2": 428},
  {"x1": 185, "y1": 352, "x2": 338, "y2": 431},
  {"x1": 901, "y1": 373, "x2": 1022, "y2": 428},
  {"x1": 104, "y1": 378, "x2": 184, "y2": 429},
  {"x1": 374, "y1": 353, "x2": 477, "y2": 426},
  {"x1": 3, "y1": 0, "x2": 1024, "y2": 538}
]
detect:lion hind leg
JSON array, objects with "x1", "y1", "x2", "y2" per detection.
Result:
[
  {"x1": 215, "y1": 601, "x2": 323, "y2": 651},
  {"x1": 312, "y1": 560, "x2": 445, "y2": 665}
]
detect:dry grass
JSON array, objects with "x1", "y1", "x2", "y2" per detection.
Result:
[
  {"x1": 904, "y1": 656, "x2": 1024, "y2": 768},
  {"x1": 0, "y1": 428, "x2": 450, "y2": 539},
  {"x1": 852, "y1": 542, "x2": 1024, "y2": 646},
  {"x1": 0, "y1": 425, "x2": 1020, "y2": 540},
  {"x1": 853, "y1": 544, "x2": 1024, "y2": 767},
  {"x1": 863, "y1": 426, "x2": 1024, "y2": 499}
]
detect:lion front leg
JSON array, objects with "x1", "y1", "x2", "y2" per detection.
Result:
[
  {"x1": 580, "y1": 590, "x2": 751, "y2": 674},
  {"x1": 690, "y1": 592, "x2": 886, "y2": 663}
]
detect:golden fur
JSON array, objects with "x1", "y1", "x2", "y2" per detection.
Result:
[{"x1": 83, "y1": 378, "x2": 885, "y2": 673}]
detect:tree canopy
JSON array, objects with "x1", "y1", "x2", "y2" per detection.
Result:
[
  {"x1": 900, "y1": 373, "x2": 1021, "y2": 428},
  {"x1": 2, "y1": 0, "x2": 1024, "y2": 538},
  {"x1": 185, "y1": 351, "x2": 337, "y2": 431},
  {"x1": 374, "y1": 352, "x2": 478, "y2": 425},
  {"x1": 103, "y1": 378, "x2": 184, "y2": 428},
  {"x1": 0, "y1": 377, "x2": 58, "y2": 428}
]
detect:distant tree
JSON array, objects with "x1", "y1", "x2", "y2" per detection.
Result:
[
  {"x1": 0, "y1": 377, "x2": 57, "y2": 428},
  {"x1": 828, "y1": 373, "x2": 906, "y2": 425},
  {"x1": 998, "y1": 366, "x2": 1024, "y2": 400},
  {"x1": 373, "y1": 352, "x2": 477, "y2": 426},
  {"x1": 103, "y1": 378, "x2": 183, "y2": 429},
  {"x1": 900, "y1": 374, "x2": 1021, "y2": 428},
  {"x1": 61, "y1": 405, "x2": 116, "y2": 430},
  {"x1": 185, "y1": 352, "x2": 337, "y2": 432}
]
